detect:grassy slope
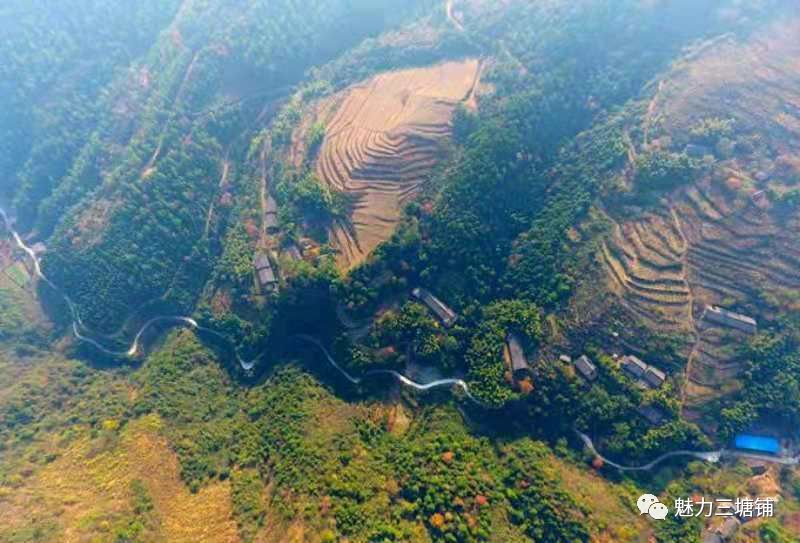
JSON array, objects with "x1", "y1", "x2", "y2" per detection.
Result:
[{"x1": 0, "y1": 334, "x2": 675, "y2": 543}]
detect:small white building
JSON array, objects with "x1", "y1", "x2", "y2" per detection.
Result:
[{"x1": 703, "y1": 305, "x2": 757, "y2": 334}]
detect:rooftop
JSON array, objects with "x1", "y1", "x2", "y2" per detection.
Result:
[
  {"x1": 506, "y1": 334, "x2": 529, "y2": 373},
  {"x1": 622, "y1": 355, "x2": 647, "y2": 377},
  {"x1": 734, "y1": 434, "x2": 780, "y2": 455},
  {"x1": 412, "y1": 287, "x2": 457, "y2": 327},
  {"x1": 637, "y1": 405, "x2": 666, "y2": 426},
  {"x1": 703, "y1": 305, "x2": 757, "y2": 333},
  {"x1": 254, "y1": 253, "x2": 271, "y2": 271},
  {"x1": 574, "y1": 355, "x2": 597, "y2": 381},
  {"x1": 643, "y1": 366, "x2": 666, "y2": 387}
]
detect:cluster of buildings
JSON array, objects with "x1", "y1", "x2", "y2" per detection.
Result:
[
  {"x1": 566, "y1": 352, "x2": 666, "y2": 390},
  {"x1": 620, "y1": 354, "x2": 666, "y2": 389},
  {"x1": 563, "y1": 352, "x2": 669, "y2": 426}
]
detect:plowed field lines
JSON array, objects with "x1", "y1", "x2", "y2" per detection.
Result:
[{"x1": 313, "y1": 60, "x2": 481, "y2": 269}]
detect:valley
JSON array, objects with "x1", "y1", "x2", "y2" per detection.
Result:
[{"x1": 2, "y1": 1, "x2": 800, "y2": 542}]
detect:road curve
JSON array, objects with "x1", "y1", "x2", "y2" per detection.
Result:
[
  {"x1": 292, "y1": 334, "x2": 487, "y2": 406},
  {"x1": 576, "y1": 431, "x2": 722, "y2": 471},
  {"x1": 577, "y1": 431, "x2": 799, "y2": 471},
  {"x1": 5, "y1": 207, "x2": 798, "y2": 470},
  {"x1": 0, "y1": 208, "x2": 478, "y2": 395}
]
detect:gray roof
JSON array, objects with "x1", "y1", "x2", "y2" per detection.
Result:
[
  {"x1": 703, "y1": 305, "x2": 757, "y2": 332},
  {"x1": 265, "y1": 213, "x2": 279, "y2": 229},
  {"x1": 254, "y1": 253, "x2": 271, "y2": 271},
  {"x1": 258, "y1": 266, "x2": 277, "y2": 286},
  {"x1": 685, "y1": 144, "x2": 711, "y2": 158},
  {"x1": 284, "y1": 244, "x2": 302, "y2": 261},
  {"x1": 412, "y1": 287, "x2": 457, "y2": 327},
  {"x1": 643, "y1": 366, "x2": 667, "y2": 388},
  {"x1": 719, "y1": 517, "x2": 741, "y2": 539},
  {"x1": 622, "y1": 355, "x2": 648, "y2": 378},
  {"x1": 574, "y1": 355, "x2": 597, "y2": 381},
  {"x1": 265, "y1": 195, "x2": 278, "y2": 213},
  {"x1": 506, "y1": 334, "x2": 528, "y2": 373}
]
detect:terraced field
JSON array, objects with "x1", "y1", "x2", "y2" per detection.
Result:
[
  {"x1": 600, "y1": 211, "x2": 691, "y2": 333},
  {"x1": 649, "y1": 18, "x2": 800, "y2": 151},
  {"x1": 603, "y1": 180, "x2": 800, "y2": 402},
  {"x1": 600, "y1": 17, "x2": 800, "y2": 407},
  {"x1": 311, "y1": 59, "x2": 482, "y2": 269}
]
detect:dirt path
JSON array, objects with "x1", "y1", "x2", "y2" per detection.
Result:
[
  {"x1": 204, "y1": 158, "x2": 230, "y2": 238},
  {"x1": 670, "y1": 206, "x2": 703, "y2": 415},
  {"x1": 643, "y1": 80, "x2": 665, "y2": 146},
  {"x1": 446, "y1": 0, "x2": 464, "y2": 32},
  {"x1": 257, "y1": 138, "x2": 272, "y2": 244}
]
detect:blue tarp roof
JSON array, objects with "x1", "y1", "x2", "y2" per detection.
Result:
[{"x1": 734, "y1": 434, "x2": 780, "y2": 454}]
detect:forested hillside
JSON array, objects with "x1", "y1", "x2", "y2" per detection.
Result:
[{"x1": 2, "y1": 0, "x2": 800, "y2": 542}]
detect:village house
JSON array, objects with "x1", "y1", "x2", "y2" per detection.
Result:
[
  {"x1": 254, "y1": 252, "x2": 278, "y2": 292},
  {"x1": 622, "y1": 355, "x2": 666, "y2": 389},
  {"x1": 621, "y1": 355, "x2": 648, "y2": 380},
  {"x1": 265, "y1": 195, "x2": 279, "y2": 233},
  {"x1": 284, "y1": 243, "x2": 302, "y2": 261},
  {"x1": 702, "y1": 305, "x2": 757, "y2": 335},
  {"x1": 643, "y1": 366, "x2": 666, "y2": 388},
  {"x1": 685, "y1": 143, "x2": 712, "y2": 159},
  {"x1": 574, "y1": 355, "x2": 597, "y2": 381},
  {"x1": 505, "y1": 333, "x2": 530, "y2": 379},
  {"x1": 703, "y1": 516, "x2": 741, "y2": 543},
  {"x1": 412, "y1": 287, "x2": 457, "y2": 328}
]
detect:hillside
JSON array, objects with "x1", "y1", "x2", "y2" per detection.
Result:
[
  {"x1": 302, "y1": 59, "x2": 482, "y2": 270},
  {"x1": 584, "y1": 15, "x2": 800, "y2": 427},
  {"x1": 2, "y1": 1, "x2": 800, "y2": 542}
]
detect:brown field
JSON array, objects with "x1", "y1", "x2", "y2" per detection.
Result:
[
  {"x1": 650, "y1": 18, "x2": 800, "y2": 152},
  {"x1": 598, "y1": 17, "x2": 800, "y2": 408},
  {"x1": 310, "y1": 59, "x2": 481, "y2": 270}
]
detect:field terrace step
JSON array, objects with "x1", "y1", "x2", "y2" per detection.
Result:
[
  {"x1": 638, "y1": 216, "x2": 686, "y2": 259},
  {"x1": 620, "y1": 223, "x2": 683, "y2": 268},
  {"x1": 608, "y1": 233, "x2": 685, "y2": 277},
  {"x1": 690, "y1": 242, "x2": 800, "y2": 289},
  {"x1": 687, "y1": 257, "x2": 756, "y2": 300},
  {"x1": 310, "y1": 59, "x2": 482, "y2": 270}
]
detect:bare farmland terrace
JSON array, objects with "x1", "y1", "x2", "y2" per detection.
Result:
[
  {"x1": 600, "y1": 17, "x2": 800, "y2": 408},
  {"x1": 310, "y1": 59, "x2": 482, "y2": 270}
]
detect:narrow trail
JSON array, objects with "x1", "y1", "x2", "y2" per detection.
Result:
[
  {"x1": 670, "y1": 206, "x2": 701, "y2": 414},
  {"x1": 643, "y1": 80, "x2": 665, "y2": 146},
  {"x1": 445, "y1": 0, "x2": 465, "y2": 32},
  {"x1": 204, "y1": 158, "x2": 230, "y2": 238}
]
